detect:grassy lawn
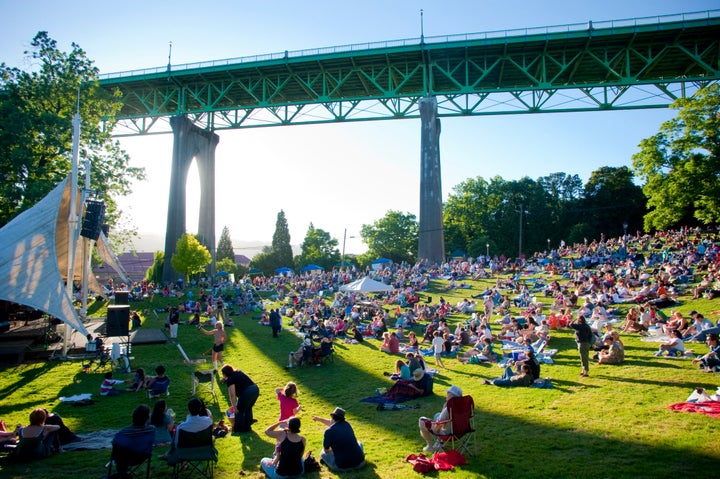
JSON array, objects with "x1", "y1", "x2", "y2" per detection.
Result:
[{"x1": 1, "y1": 276, "x2": 719, "y2": 479}]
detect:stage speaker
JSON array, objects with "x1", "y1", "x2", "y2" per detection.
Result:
[
  {"x1": 80, "y1": 199, "x2": 105, "y2": 240},
  {"x1": 114, "y1": 291, "x2": 129, "y2": 306},
  {"x1": 106, "y1": 305, "x2": 130, "y2": 337}
]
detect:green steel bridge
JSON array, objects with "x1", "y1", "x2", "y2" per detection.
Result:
[
  {"x1": 98, "y1": 10, "x2": 720, "y2": 136},
  {"x1": 94, "y1": 10, "x2": 720, "y2": 272}
]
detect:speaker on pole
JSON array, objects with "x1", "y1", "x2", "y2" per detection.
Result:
[
  {"x1": 114, "y1": 291, "x2": 129, "y2": 306},
  {"x1": 80, "y1": 199, "x2": 105, "y2": 241},
  {"x1": 106, "y1": 305, "x2": 130, "y2": 337}
]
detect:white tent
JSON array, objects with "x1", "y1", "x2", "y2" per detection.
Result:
[
  {"x1": 0, "y1": 176, "x2": 89, "y2": 336},
  {"x1": 339, "y1": 276, "x2": 394, "y2": 293}
]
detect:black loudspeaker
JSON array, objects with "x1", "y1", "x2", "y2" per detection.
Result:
[
  {"x1": 80, "y1": 199, "x2": 105, "y2": 240},
  {"x1": 114, "y1": 291, "x2": 129, "y2": 306},
  {"x1": 106, "y1": 305, "x2": 130, "y2": 337}
]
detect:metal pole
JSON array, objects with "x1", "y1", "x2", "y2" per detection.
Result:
[
  {"x1": 518, "y1": 203, "x2": 523, "y2": 260},
  {"x1": 80, "y1": 159, "x2": 91, "y2": 320},
  {"x1": 63, "y1": 111, "x2": 81, "y2": 357}
]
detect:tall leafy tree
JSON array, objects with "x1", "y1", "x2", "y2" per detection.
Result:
[
  {"x1": 360, "y1": 210, "x2": 418, "y2": 264},
  {"x1": 632, "y1": 84, "x2": 720, "y2": 230},
  {"x1": 484, "y1": 177, "x2": 555, "y2": 258},
  {"x1": 272, "y1": 210, "x2": 294, "y2": 268},
  {"x1": 443, "y1": 177, "x2": 492, "y2": 257},
  {"x1": 295, "y1": 223, "x2": 340, "y2": 270},
  {"x1": 581, "y1": 166, "x2": 646, "y2": 239},
  {"x1": 216, "y1": 225, "x2": 235, "y2": 263},
  {"x1": 171, "y1": 233, "x2": 211, "y2": 282},
  {"x1": 0, "y1": 31, "x2": 145, "y2": 229}
]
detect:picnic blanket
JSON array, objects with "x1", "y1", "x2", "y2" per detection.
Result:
[
  {"x1": 361, "y1": 381, "x2": 423, "y2": 404},
  {"x1": 667, "y1": 401, "x2": 720, "y2": 418},
  {"x1": 62, "y1": 429, "x2": 119, "y2": 451}
]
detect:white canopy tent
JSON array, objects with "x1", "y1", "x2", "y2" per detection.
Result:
[
  {"x1": 0, "y1": 176, "x2": 89, "y2": 337},
  {"x1": 339, "y1": 276, "x2": 394, "y2": 293}
]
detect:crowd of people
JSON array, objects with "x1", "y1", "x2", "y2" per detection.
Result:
[{"x1": 3, "y1": 227, "x2": 720, "y2": 477}]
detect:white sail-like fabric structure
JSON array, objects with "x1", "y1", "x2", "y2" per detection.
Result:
[{"x1": 0, "y1": 177, "x2": 89, "y2": 336}]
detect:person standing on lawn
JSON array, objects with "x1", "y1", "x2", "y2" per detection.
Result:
[
  {"x1": 221, "y1": 365, "x2": 260, "y2": 433},
  {"x1": 571, "y1": 314, "x2": 593, "y2": 377},
  {"x1": 198, "y1": 321, "x2": 226, "y2": 371}
]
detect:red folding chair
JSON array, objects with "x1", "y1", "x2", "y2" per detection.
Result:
[{"x1": 430, "y1": 395, "x2": 476, "y2": 456}]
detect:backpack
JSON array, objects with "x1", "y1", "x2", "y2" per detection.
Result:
[{"x1": 304, "y1": 451, "x2": 321, "y2": 472}]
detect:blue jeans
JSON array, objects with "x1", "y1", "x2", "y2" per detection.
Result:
[
  {"x1": 260, "y1": 457, "x2": 304, "y2": 479},
  {"x1": 320, "y1": 442, "x2": 365, "y2": 471}
]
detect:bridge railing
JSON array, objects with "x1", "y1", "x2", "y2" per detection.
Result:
[{"x1": 98, "y1": 9, "x2": 719, "y2": 81}]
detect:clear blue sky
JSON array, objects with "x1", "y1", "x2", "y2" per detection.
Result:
[{"x1": 1, "y1": 0, "x2": 717, "y2": 255}]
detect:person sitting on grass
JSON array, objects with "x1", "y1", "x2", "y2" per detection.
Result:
[
  {"x1": 127, "y1": 368, "x2": 146, "y2": 392},
  {"x1": 691, "y1": 333, "x2": 720, "y2": 372},
  {"x1": 654, "y1": 329, "x2": 685, "y2": 357},
  {"x1": 260, "y1": 417, "x2": 306, "y2": 479},
  {"x1": 100, "y1": 371, "x2": 127, "y2": 396},
  {"x1": 312, "y1": 407, "x2": 365, "y2": 472},
  {"x1": 144, "y1": 365, "x2": 170, "y2": 396},
  {"x1": 380, "y1": 331, "x2": 399, "y2": 354},
  {"x1": 11, "y1": 408, "x2": 62, "y2": 461},
  {"x1": 483, "y1": 363, "x2": 534, "y2": 387},
  {"x1": 596, "y1": 336, "x2": 625, "y2": 365},
  {"x1": 458, "y1": 336, "x2": 497, "y2": 364},
  {"x1": 386, "y1": 359, "x2": 411, "y2": 380}
]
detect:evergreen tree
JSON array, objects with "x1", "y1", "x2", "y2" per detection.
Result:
[
  {"x1": 272, "y1": 210, "x2": 294, "y2": 268},
  {"x1": 216, "y1": 226, "x2": 235, "y2": 263}
]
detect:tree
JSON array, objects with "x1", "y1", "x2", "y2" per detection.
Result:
[
  {"x1": 360, "y1": 211, "x2": 418, "y2": 264},
  {"x1": 171, "y1": 234, "x2": 211, "y2": 282},
  {"x1": 216, "y1": 257, "x2": 239, "y2": 276},
  {"x1": 295, "y1": 223, "x2": 340, "y2": 270},
  {"x1": 216, "y1": 226, "x2": 235, "y2": 263},
  {"x1": 145, "y1": 251, "x2": 164, "y2": 284},
  {"x1": 0, "y1": 31, "x2": 145, "y2": 231},
  {"x1": 581, "y1": 166, "x2": 646, "y2": 239},
  {"x1": 632, "y1": 84, "x2": 720, "y2": 231},
  {"x1": 443, "y1": 177, "x2": 492, "y2": 257},
  {"x1": 249, "y1": 246, "x2": 277, "y2": 275},
  {"x1": 272, "y1": 210, "x2": 294, "y2": 268}
]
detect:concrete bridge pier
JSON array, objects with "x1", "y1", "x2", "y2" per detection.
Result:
[
  {"x1": 162, "y1": 115, "x2": 220, "y2": 284},
  {"x1": 418, "y1": 97, "x2": 445, "y2": 265}
]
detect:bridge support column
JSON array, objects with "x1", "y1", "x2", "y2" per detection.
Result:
[
  {"x1": 418, "y1": 97, "x2": 445, "y2": 265},
  {"x1": 162, "y1": 116, "x2": 219, "y2": 284}
]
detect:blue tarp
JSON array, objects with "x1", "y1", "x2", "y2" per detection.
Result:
[
  {"x1": 300, "y1": 264, "x2": 324, "y2": 272},
  {"x1": 275, "y1": 267, "x2": 295, "y2": 274},
  {"x1": 372, "y1": 257, "x2": 392, "y2": 264}
]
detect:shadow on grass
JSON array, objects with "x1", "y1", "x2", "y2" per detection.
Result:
[{"x1": 0, "y1": 361, "x2": 53, "y2": 398}]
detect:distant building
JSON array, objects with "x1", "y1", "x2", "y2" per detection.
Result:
[
  {"x1": 93, "y1": 252, "x2": 155, "y2": 284},
  {"x1": 93, "y1": 251, "x2": 252, "y2": 285}
]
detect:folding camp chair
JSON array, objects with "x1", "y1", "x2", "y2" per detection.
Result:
[
  {"x1": 429, "y1": 395, "x2": 477, "y2": 456},
  {"x1": 167, "y1": 426, "x2": 218, "y2": 479},
  {"x1": 297, "y1": 345, "x2": 316, "y2": 368},
  {"x1": 107, "y1": 427, "x2": 154, "y2": 479},
  {"x1": 319, "y1": 340, "x2": 335, "y2": 364},
  {"x1": 192, "y1": 370, "x2": 216, "y2": 402}
]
